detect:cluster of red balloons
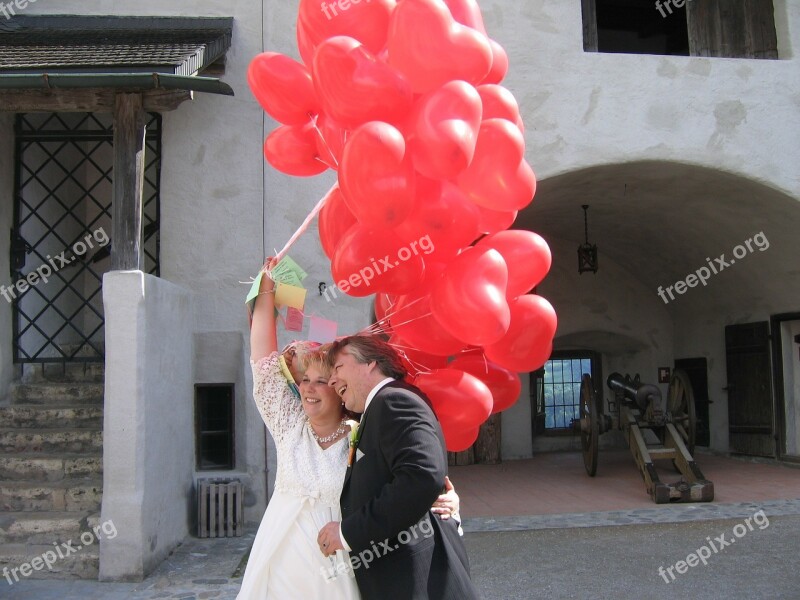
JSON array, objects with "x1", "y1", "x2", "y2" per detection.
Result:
[{"x1": 248, "y1": 0, "x2": 557, "y2": 451}]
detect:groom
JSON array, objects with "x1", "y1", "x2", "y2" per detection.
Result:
[{"x1": 317, "y1": 336, "x2": 479, "y2": 599}]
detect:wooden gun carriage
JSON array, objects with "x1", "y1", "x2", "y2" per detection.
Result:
[{"x1": 573, "y1": 370, "x2": 714, "y2": 504}]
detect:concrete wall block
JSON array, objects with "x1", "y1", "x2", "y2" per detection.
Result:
[{"x1": 100, "y1": 271, "x2": 193, "y2": 581}]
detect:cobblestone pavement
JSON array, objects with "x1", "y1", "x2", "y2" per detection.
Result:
[{"x1": 4, "y1": 498, "x2": 799, "y2": 599}]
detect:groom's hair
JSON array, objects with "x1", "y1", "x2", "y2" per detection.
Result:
[{"x1": 327, "y1": 335, "x2": 406, "y2": 379}]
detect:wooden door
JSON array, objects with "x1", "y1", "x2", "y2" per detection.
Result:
[{"x1": 725, "y1": 322, "x2": 774, "y2": 456}]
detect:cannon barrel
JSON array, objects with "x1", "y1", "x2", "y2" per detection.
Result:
[{"x1": 607, "y1": 372, "x2": 661, "y2": 412}]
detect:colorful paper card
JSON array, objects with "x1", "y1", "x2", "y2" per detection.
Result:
[
  {"x1": 245, "y1": 270, "x2": 264, "y2": 316},
  {"x1": 308, "y1": 316, "x2": 338, "y2": 343},
  {"x1": 271, "y1": 255, "x2": 308, "y2": 285},
  {"x1": 284, "y1": 307, "x2": 305, "y2": 332},
  {"x1": 274, "y1": 282, "x2": 307, "y2": 310}
]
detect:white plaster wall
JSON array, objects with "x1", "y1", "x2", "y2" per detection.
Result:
[
  {"x1": 192, "y1": 331, "x2": 268, "y2": 526},
  {"x1": 100, "y1": 271, "x2": 193, "y2": 580},
  {"x1": 502, "y1": 371, "x2": 532, "y2": 459},
  {"x1": 781, "y1": 320, "x2": 800, "y2": 456},
  {"x1": 483, "y1": 0, "x2": 800, "y2": 197}
]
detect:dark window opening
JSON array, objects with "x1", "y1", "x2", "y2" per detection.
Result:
[
  {"x1": 196, "y1": 384, "x2": 235, "y2": 470},
  {"x1": 596, "y1": 0, "x2": 689, "y2": 55},
  {"x1": 582, "y1": 0, "x2": 778, "y2": 59}
]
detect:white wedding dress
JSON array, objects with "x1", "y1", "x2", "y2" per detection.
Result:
[{"x1": 237, "y1": 353, "x2": 360, "y2": 599}]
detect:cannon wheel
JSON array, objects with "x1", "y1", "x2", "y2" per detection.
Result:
[
  {"x1": 580, "y1": 374, "x2": 599, "y2": 476},
  {"x1": 668, "y1": 369, "x2": 697, "y2": 456}
]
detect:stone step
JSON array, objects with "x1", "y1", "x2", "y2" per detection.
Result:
[
  {"x1": 10, "y1": 382, "x2": 104, "y2": 406},
  {"x1": 0, "y1": 542, "x2": 99, "y2": 581},
  {"x1": 20, "y1": 361, "x2": 104, "y2": 384},
  {"x1": 0, "y1": 510, "x2": 101, "y2": 544},
  {"x1": 0, "y1": 405, "x2": 103, "y2": 429},
  {"x1": 0, "y1": 453, "x2": 102, "y2": 482},
  {"x1": 0, "y1": 480, "x2": 102, "y2": 512},
  {"x1": 0, "y1": 428, "x2": 103, "y2": 454}
]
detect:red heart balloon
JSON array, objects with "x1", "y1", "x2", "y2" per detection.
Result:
[
  {"x1": 263, "y1": 123, "x2": 328, "y2": 176},
  {"x1": 477, "y1": 84, "x2": 523, "y2": 131},
  {"x1": 449, "y1": 353, "x2": 522, "y2": 413},
  {"x1": 443, "y1": 0, "x2": 487, "y2": 34},
  {"x1": 476, "y1": 205, "x2": 517, "y2": 234},
  {"x1": 389, "y1": 334, "x2": 449, "y2": 376},
  {"x1": 247, "y1": 52, "x2": 321, "y2": 125},
  {"x1": 407, "y1": 81, "x2": 483, "y2": 179},
  {"x1": 331, "y1": 224, "x2": 425, "y2": 296},
  {"x1": 414, "y1": 368, "x2": 492, "y2": 429},
  {"x1": 484, "y1": 294, "x2": 557, "y2": 372},
  {"x1": 431, "y1": 247, "x2": 510, "y2": 346},
  {"x1": 457, "y1": 118, "x2": 536, "y2": 211},
  {"x1": 298, "y1": 0, "x2": 396, "y2": 61},
  {"x1": 441, "y1": 423, "x2": 480, "y2": 452},
  {"x1": 387, "y1": 0, "x2": 492, "y2": 94},
  {"x1": 313, "y1": 36, "x2": 413, "y2": 129},
  {"x1": 391, "y1": 293, "x2": 467, "y2": 356},
  {"x1": 296, "y1": 17, "x2": 316, "y2": 68},
  {"x1": 339, "y1": 122, "x2": 417, "y2": 227},
  {"x1": 319, "y1": 185, "x2": 357, "y2": 259},
  {"x1": 476, "y1": 230, "x2": 552, "y2": 298},
  {"x1": 481, "y1": 39, "x2": 509, "y2": 84},
  {"x1": 397, "y1": 178, "x2": 480, "y2": 260}
]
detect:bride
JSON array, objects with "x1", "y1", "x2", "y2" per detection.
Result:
[{"x1": 237, "y1": 260, "x2": 459, "y2": 599}]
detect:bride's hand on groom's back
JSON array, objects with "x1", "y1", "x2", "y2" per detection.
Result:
[{"x1": 431, "y1": 475, "x2": 459, "y2": 521}]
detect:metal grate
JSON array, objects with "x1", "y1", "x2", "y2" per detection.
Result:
[
  {"x1": 197, "y1": 478, "x2": 243, "y2": 538},
  {"x1": 12, "y1": 112, "x2": 161, "y2": 363}
]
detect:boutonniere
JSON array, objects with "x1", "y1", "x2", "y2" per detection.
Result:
[{"x1": 347, "y1": 420, "x2": 361, "y2": 467}]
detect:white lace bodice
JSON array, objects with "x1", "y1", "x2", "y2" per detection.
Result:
[{"x1": 251, "y1": 353, "x2": 349, "y2": 507}]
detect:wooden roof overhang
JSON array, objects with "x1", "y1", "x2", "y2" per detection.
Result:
[{"x1": 0, "y1": 15, "x2": 235, "y2": 270}]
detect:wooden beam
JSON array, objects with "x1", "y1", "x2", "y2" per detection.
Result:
[
  {"x1": 581, "y1": 0, "x2": 598, "y2": 52},
  {"x1": 112, "y1": 93, "x2": 146, "y2": 271},
  {"x1": 0, "y1": 88, "x2": 192, "y2": 113}
]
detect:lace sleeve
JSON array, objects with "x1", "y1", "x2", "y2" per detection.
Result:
[{"x1": 251, "y1": 352, "x2": 304, "y2": 443}]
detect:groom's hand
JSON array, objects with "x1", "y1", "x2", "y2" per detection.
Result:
[{"x1": 317, "y1": 521, "x2": 344, "y2": 557}]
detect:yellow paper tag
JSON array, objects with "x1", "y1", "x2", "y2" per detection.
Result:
[{"x1": 274, "y1": 282, "x2": 307, "y2": 310}]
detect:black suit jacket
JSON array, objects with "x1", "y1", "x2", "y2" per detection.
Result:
[{"x1": 340, "y1": 381, "x2": 479, "y2": 600}]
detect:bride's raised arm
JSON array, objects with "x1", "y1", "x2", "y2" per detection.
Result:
[{"x1": 250, "y1": 258, "x2": 278, "y2": 363}]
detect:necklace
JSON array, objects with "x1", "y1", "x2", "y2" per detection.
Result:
[{"x1": 309, "y1": 417, "x2": 348, "y2": 444}]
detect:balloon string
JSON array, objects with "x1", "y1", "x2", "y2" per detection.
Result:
[
  {"x1": 309, "y1": 113, "x2": 339, "y2": 169},
  {"x1": 274, "y1": 183, "x2": 337, "y2": 263},
  {"x1": 359, "y1": 296, "x2": 428, "y2": 336}
]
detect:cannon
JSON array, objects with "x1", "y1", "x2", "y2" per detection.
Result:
[{"x1": 573, "y1": 370, "x2": 713, "y2": 504}]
